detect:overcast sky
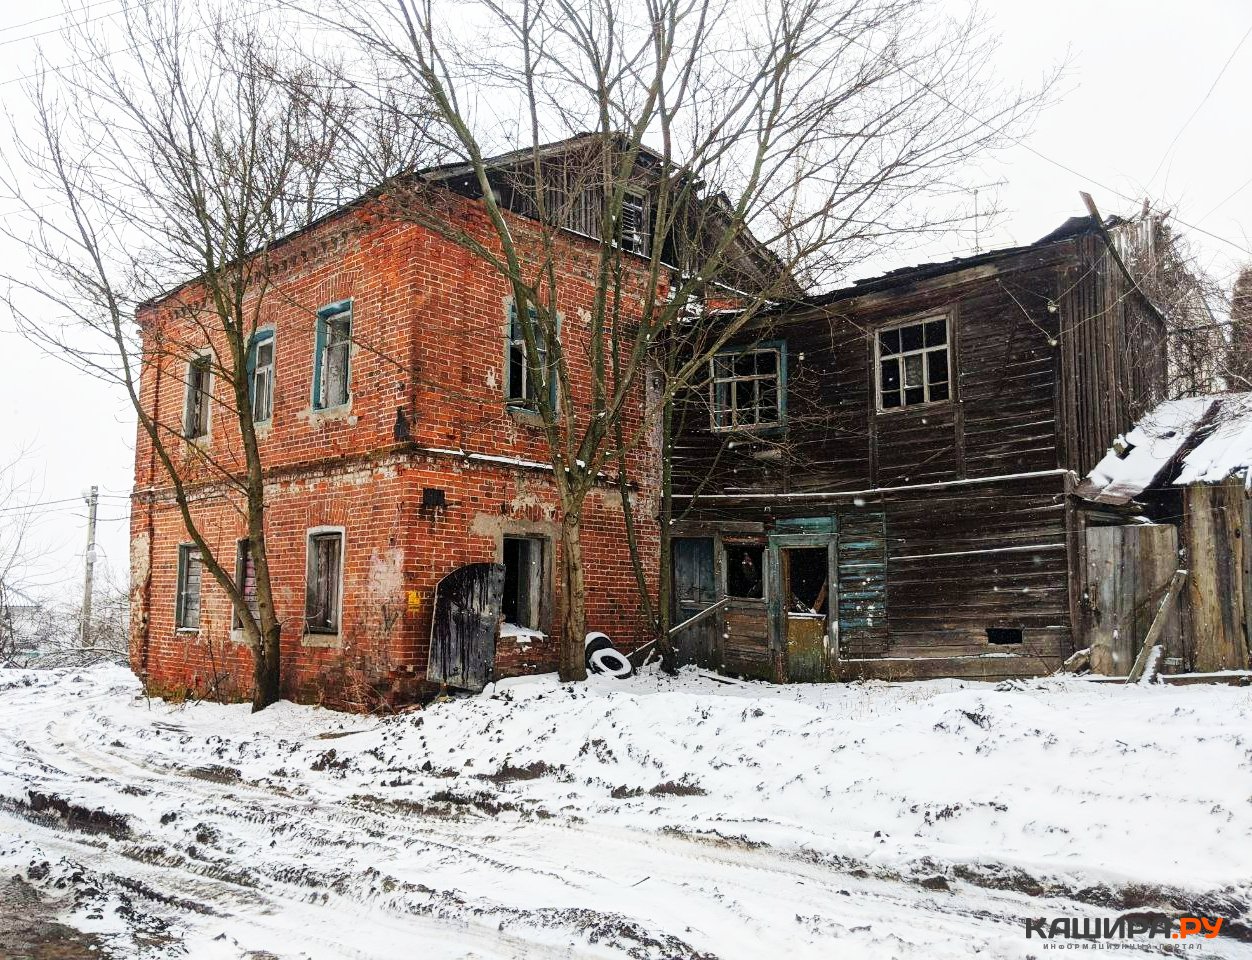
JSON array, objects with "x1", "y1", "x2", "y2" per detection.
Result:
[{"x1": 2, "y1": 0, "x2": 1251, "y2": 599}]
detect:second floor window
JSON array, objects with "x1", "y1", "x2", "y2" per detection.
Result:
[
  {"x1": 314, "y1": 301, "x2": 352, "y2": 409},
  {"x1": 249, "y1": 331, "x2": 274, "y2": 423},
  {"x1": 305, "y1": 530, "x2": 343, "y2": 634},
  {"x1": 183, "y1": 355, "x2": 211, "y2": 439},
  {"x1": 877, "y1": 316, "x2": 950, "y2": 410},
  {"x1": 710, "y1": 344, "x2": 784, "y2": 431},
  {"x1": 506, "y1": 302, "x2": 550, "y2": 408}
]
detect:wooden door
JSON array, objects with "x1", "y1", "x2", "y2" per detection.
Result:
[
  {"x1": 672, "y1": 537, "x2": 717, "y2": 668},
  {"x1": 428, "y1": 562, "x2": 505, "y2": 691},
  {"x1": 1084, "y1": 525, "x2": 1178, "y2": 675},
  {"x1": 773, "y1": 541, "x2": 834, "y2": 682}
]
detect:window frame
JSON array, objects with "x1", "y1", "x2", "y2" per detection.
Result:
[
  {"x1": 504, "y1": 299, "x2": 559, "y2": 412},
  {"x1": 619, "y1": 188, "x2": 651, "y2": 256},
  {"x1": 248, "y1": 328, "x2": 276, "y2": 424},
  {"x1": 175, "y1": 543, "x2": 203, "y2": 632},
  {"x1": 183, "y1": 352, "x2": 213, "y2": 441},
  {"x1": 873, "y1": 313, "x2": 953, "y2": 414},
  {"x1": 231, "y1": 538, "x2": 260, "y2": 632},
  {"x1": 304, "y1": 527, "x2": 345, "y2": 636},
  {"x1": 312, "y1": 300, "x2": 352, "y2": 411},
  {"x1": 708, "y1": 340, "x2": 787, "y2": 434}
]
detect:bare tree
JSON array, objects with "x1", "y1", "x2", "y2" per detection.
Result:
[
  {"x1": 0, "y1": 2, "x2": 431, "y2": 708},
  {"x1": 0, "y1": 450, "x2": 43, "y2": 665},
  {"x1": 317, "y1": 0, "x2": 1055, "y2": 676}
]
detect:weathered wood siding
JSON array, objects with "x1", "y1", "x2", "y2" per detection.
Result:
[{"x1": 1183, "y1": 480, "x2": 1252, "y2": 672}]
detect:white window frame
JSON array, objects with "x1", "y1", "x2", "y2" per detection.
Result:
[
  {"x1": 304, "y1": 526, "x2": 345, "y2": 637},
  {"x1": 175, "y1": 542, "x2": 202, "y2": 631},
  {"x1": 874, "y1": 313, "x2": 953, "y2": 413},
  {"x1": 620, "y1": 188, "x2": 650, "y2": 256},
  {"x1": 183, "y1": 352, "x2": 213, "y2": 440},
  {"x1": 250, "y1": 329, "x2": 275, "y2": 424},
  {"x1": 314, "y1": 302, "x2": 352, "y2": 411},
  {"x1": 708, "y1": 344, "x2": 785, "y2": 432}
]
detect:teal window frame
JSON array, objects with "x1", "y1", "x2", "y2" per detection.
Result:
[
  {"x1": 247, "y1": 329, "x2": 275, "y2": 423},
  {"x1": 312, "y1": 300, "x2": 352, "y2": 410},
  {"x1": 505, "y1": 300, "x2": 558, "y2": 411},
  {"x1": 709, "y1": 339, "x2": 787, "y2": 433}
]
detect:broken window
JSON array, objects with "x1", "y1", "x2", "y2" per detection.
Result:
[
  {"x1": 305, "y1": 530, "x2": 343, "y2": 634},
  {"x1": 710, "y1": 344, "x2": 785, "y2": 431},
  {"x1": 725, "y1": 543, "x2": 765, "y2": 599},
  {"x1": 314, "y1": 302, "x2": 351, "y2": 409},
  {"x1": 183, "y1": 355, "x2": 211, "y2": 439},
  {"x1": 232, "y1": 539, "x2": 260, "y2": 630},
  {"x1": 877, "y1": 316, "x2": 950, "y2": 410},
  {"x1": 506, "y1": 302, "x2": 551, "y2": 408},
  {"x1": 620, "y1": 189, "x2": 650, "y2": 255},
  {"x1": 502, "y1": 535, "x2": 545, "y2": 629},
  {"x1": 176, "y1": 544, "x2": 202, "y2": 630},
  {"x1": 784, "y1": 547, "x2": 829, "y2": 616},
  {"x1": 249, "y1": 331, "x2": 274, "y2": 423}
]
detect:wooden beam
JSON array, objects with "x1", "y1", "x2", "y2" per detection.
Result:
[{"x1": 1126, "y1": 569, "x2": 1188, "y2": 684}]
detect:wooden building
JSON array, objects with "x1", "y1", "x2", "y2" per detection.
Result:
[{"x1": 669, "y1": 214, "x2": 1171, "y2": 681}]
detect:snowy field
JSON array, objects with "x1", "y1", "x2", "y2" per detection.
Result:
[{"x1": 1, "y1": 666, "x2": 1250, "y2": 959}]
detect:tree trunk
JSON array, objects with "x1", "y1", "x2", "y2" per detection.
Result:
[
  {"x1": 251, "y1": 618, "x2": 282, "y2": 712},
  {"x1": 656, "y1": 355, "x2": 678, "y2": 674},
  {"x1": 559, "y1": 510, "x2": 589, "y2": 682}
]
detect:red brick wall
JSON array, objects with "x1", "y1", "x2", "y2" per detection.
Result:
[{"x1": 130, "y1": 191, "x2": 661, "y2": 709}]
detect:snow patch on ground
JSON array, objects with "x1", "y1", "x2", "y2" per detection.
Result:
[{"x1": 1, "y1": 665, "x2": 1250, "y2": 958}]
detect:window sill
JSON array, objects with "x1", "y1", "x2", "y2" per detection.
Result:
[
  {"x1": 506, "y1": 404, "x2": 548, "y2": 428},
  {"x1": 874, "y1": 398, "x2": 953, "y2": 417},
  {"x1": 175, "y1": 627, "x2": 200, "y2": 635},
  {"x1": 300, "y1": 399, "x2": 355, "y2": 426},
  {"x1": 301, "y1": 631, "x2": 342, "y2": 649}
]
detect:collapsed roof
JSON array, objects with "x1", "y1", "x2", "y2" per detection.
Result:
[{"x1": 1076, "y1": 393, "x2": 1252, "y2": 505}]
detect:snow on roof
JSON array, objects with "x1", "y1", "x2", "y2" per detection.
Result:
[{"x1": 1077, "y1": 393, "x2": 1252, "y2": 504}]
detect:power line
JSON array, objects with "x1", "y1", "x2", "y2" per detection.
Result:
[
  {"x1": 0, "y1": 2, "x2": 139, "y2": 50},
  {"x1": 0, "y1": 1, "x2": 123, "y2": 36},
  {"x1": 1147, "y1": 22, "x2": 1252, "y2": 189}
]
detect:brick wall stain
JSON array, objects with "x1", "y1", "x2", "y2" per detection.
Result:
[{"x1": 131, "y1": 192, "x2": 662, "y2": 710}]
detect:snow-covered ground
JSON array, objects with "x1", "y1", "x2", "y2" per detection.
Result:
[{"x1": 1, "y1": 665, "x2": 1250, "y2": 959}]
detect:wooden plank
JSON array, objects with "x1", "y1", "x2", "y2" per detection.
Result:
[{"x1": 1126, "y1": 569, "x2": 1188, "y2": 683}]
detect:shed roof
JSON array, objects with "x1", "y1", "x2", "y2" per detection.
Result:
[{"x1": 1075, "y1": 393, "x2": 1252, "y2": 504}]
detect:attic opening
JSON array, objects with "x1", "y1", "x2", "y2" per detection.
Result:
[{"x1": 985, "y1": 627, "x2": 1023, "y2": 645}]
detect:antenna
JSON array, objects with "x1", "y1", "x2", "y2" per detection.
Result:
[{"x1": 964, "y1": 180, "x2": 1007, "y2": 253}]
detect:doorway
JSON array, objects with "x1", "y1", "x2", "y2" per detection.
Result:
[{"x1": 780, "y1": 546, "x2": 830, "y2": 681}]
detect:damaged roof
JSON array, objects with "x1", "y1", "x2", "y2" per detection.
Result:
[{"x1": 1076, "y1": 393, "x2": 1252, "y2": 504}]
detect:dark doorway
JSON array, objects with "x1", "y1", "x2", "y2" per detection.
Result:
[
  {"x1": 780, "y1": 546, "x2": 829, "y2": 681},
  {"x1": 502, "y1": 536, "x2": 544, "y2": 629},
  {"x1": 785, "y1": 547, "x2": 829, "y2": 615},
  {"x1": 672, "y1": 537, "x2": 717, "y2": 668}
]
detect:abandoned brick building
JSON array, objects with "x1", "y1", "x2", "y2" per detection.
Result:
[{"x1": 129, "y1": 137, "x2": 711, "y2": 706}]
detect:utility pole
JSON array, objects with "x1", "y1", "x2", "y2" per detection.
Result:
[{"x1": 81, "y1": 485, "x2": 98, "y2": 647}]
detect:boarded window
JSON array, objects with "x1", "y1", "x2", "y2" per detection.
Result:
[
  {"x1": 877, "y1": 316, "x2": 950, "y2": 410},
  {"x1": 725, "y1": 543, "x2": 765, "y2": 599},
  {"x1": 176, "y1": 544, "x2": 202, "y2": 630},
  {"x1": 710, "y1": 345, "x2": 784, "y2": 430},
  {"x1": 505, "y1": 302, "x2": 550, "y2": 408},
  {"x1": 314, "y1": 302, "x2": 351, "y2": 409},
  {"x1": 232, "y1": 539, "x2": 260, "y2": 629},
  {"x1": 249, "y1": 332, "x2": 274, "y2": 423},
  {"x1": 620, "y1": 189, "x2": 650, "y2": 255},
  {"x1": 305, "y1": 531, "x2": 342, "y2": 634},
  {"x1": 502, "y1": 536, "x2": 544, "y2": 629},
  {"x1": 184, "y1": 355, "x2": 211, "y2": 439}
]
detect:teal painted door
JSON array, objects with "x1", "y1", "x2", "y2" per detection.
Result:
[{"x1": 672, "y1": 537, "x2": 717, "y2": 668}]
